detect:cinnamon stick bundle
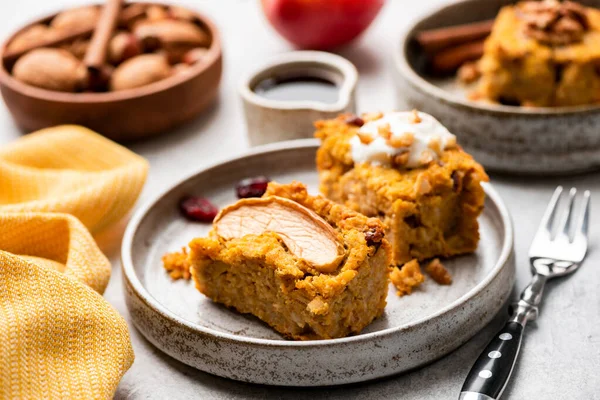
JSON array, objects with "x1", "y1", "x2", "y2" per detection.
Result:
[
  {"x1": 430, "y1": 40, "x2": 485, "y2": 74},
  {"x1": 416, "y1": 19, "x2": 494, "y2": 53},
  {"x1": 416, "y1": 19, "x2": 494, "y2": 75}
]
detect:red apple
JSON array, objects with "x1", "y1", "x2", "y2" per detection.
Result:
[{"x1": 261, "y1": 0, "x2": 385, "y2": 50}]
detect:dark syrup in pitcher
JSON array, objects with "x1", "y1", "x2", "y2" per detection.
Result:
[{"x1": 253, "y1": 76, "x2": 339, "y2": 104}]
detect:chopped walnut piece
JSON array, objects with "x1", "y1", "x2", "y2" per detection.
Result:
[
  {"x1": 425, "y1": 258, "x2": 452, "y2": 285},
  {"x1": 214, "y1": 196, "x2": 345, "y2": 273},
  {"x1": 362, "y1": 112, "x2": 384, "y2": 122},
  {"x1": 445, "y1": 135, "x2": 457, "y2": 148},
  {"x1": 518, "y1": 0, "x2": 588, "y2": 45},
  {"x1": 458, "y1": 61, "x2": 481, "y2": 84},
  {"x1": 388, "y1": 132, "x2": 415, "y2": 148},
  {"x1": 415, "y1": 173, "x2": 432, "y2": 195},
  {"x1": 378, "y1": 123, "x2": 392, "y2": 140},
  {"x1": 409, "y1": 109, "x2": 422, "y2": 124},
  {"x1": 419, "y1": 149, "x2": 436, "y2": 166},
  {"x1": 428, "y1": 136, "x2": 443, "y2": 156},
  {"x1": 357, "y1": 132, "x2": 374, "y2": 145},
  {"x1": 451, "y1": 170, "x2": 465, "y2": 193},
  {"x1": 392, "y1": 151, "x2": 410, "y2": 168},
  {"x1": 162, "y1": 247, "x2": 191, "y2": 280},
  {"x1": 390, "y1": 259, "x2": 425, "y2": 296}
]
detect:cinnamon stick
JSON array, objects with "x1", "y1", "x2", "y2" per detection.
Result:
[
  {"x1": 417, "y1": 19, "x2": 494, "y2": 54},
  {"x1": 430, "y1": 40, "x2": 484, "y2": 74},
  {"x1": 84, "y1": 0, "x2": 124, "y2": 73},
  {"x1": 2, "y1": 5, "x2": 146, "y2": 65}
]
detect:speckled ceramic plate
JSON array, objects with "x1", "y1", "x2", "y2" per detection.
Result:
[
  {"x1": 121, "y1": 139, "x2": 515, "y2": 387},
  {"x1": 394, "y1": 0, "x2": 600, "y2": 175}
]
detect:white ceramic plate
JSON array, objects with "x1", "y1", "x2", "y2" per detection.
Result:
[{"x1": 121, "y1": 139, "x2": 515, "y2": 386}]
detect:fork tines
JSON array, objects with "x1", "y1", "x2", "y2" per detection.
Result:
[{"x1": 540, "y1": 186, "x2": 590, "y2": 243}]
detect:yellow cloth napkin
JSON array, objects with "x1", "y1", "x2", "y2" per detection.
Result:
[{"x1": 0, "y1": 126, "x2": 148, "y2": 399}]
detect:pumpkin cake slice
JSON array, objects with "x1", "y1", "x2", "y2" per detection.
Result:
[
  {"x1": 186, "y1": 181, "x2": 391, "y2": 340},
  {"x1": 315, "y1": 110, "x2": 489, "y2": 268}
]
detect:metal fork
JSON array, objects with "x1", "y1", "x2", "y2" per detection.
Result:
[{"x1": 459, "y1": 186, "x2": 591, "y2": 400}]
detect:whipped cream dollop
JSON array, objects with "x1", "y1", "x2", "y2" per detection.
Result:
[{"x1": 349, "y1": 111, "x2": 457, "y2": 169}]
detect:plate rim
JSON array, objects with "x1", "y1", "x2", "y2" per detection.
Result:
[{"x1": 121, "y1": 138, "x2": 514, "y2": 347}]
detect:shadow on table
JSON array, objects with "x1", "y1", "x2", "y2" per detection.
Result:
[{"x1": 115, "y1": 301, "x2": 513, "y2": 400}]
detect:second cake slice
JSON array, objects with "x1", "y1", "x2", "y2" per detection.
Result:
[{"x1": 315, "y1": 110, "x2": 489, "y2": 267}]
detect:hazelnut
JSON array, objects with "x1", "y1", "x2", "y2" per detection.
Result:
[
  {"x1": 109, "y1": 32, "x2": 142, "y2": 65},
  {"x1": 51, "y1": 6, "x2": 100, "y2": 33},
  {"x1": 182, "y1": 47, "x2": 209, "y2": 65},
  {"x1": 7, "y1": 24, "x2": 56, "y2": 54},
  {"x1": 110, "y1": 54, "x2": 172, "y2": 91},
  {"x1": 86, "y1": 65, "x2": 114, "y2": 92},
  {"x1": 12, "y1": 48, "x2": 86, "y2": 92},
  {"x1": 134, "y1": 19, "x2": 210, "y2": 49}
]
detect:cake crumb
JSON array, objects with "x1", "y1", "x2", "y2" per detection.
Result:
[
  {"x1": 390, "y1": 259, "x2": 425, "y2": 296},
  {"x1": 425, "y1": 258, "x2": 452, "y2": 285},
  {"x1": 457, "y1": 61, "x2": 481, "y2": 84},
  {"x1": 162, "y1": 247, "x2": 191, "y2": 280}
]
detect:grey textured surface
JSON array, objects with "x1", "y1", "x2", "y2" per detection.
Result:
[{"x1": 0, "y1": 0, "x2": 599, "y2": 399}]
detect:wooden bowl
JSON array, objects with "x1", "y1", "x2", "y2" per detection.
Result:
[
  {"x1": 0, "y1": 2, "x2": 222, "y2": 142},
  {"x1": 393, "y1": 0, "x2": 600, "y2": 175}
]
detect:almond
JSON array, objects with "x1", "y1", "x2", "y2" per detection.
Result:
[
  {"x1": 12, "y1": 48, "x2": 86, "y2": 92},
  {"x1": 109, "y1": 32, "x2": 142, "y2": 65},
  {"x1": 51, "y1": 6, "x2": 100, "y2": 33},
  {"x1": 110, "y1": 54, "x2": 172, "y2": 91},
  {"x1": 7, "y1": 24, "x2": 55, "y2": 54},
  {"x1": 134, "y1": 19, "x2": 210, "y2": 48}
]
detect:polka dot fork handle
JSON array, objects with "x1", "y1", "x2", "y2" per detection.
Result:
[
  {"x1": 460, "y1": 187, "x2": 591, "y2": 399},
  {"x1": 459, "y1": 322, "x2": 524, "y2": 400}
]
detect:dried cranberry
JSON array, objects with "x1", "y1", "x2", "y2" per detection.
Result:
[
  {"x1": 345, "y1": 115, "x2": 364, "y2": 127},
  {"x1": 179, "y1": 196, "x2": 219, "y2": 222},
  {"x1": 236, "y1": 176, "x2": 270, "y2": 198}
]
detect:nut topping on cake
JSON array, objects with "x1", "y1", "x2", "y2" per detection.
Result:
[
  {"x1": 357, "y1": 132, "x2": 374, "y2": 145},
  {"x1": 214, "y1": 196, "x2": 345, "y2": 272},
  {"x1": 518, "y1": 0, "x2": 588, "y2": 45},
  {"x1": 349, "y1": 111, "x2": 457, "y2": 169}
]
